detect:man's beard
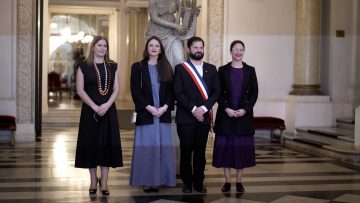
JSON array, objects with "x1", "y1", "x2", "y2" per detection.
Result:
[{"x1": 189, "y1": 52, "x2": 204, "y2": 60}]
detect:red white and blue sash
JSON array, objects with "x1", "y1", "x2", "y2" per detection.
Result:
[
  {"x1": 181, "y1": 61, "x2": 209, "y2": 100},
  {"x1": 181, "y1": 61, "x2": 213, "y2": 131}
]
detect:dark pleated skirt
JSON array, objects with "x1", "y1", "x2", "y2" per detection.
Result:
[
  {"x1": 75, "y1": 104, "x2": 123, "y2": 168},
  {"x1": 212, "y1": 133, "x2": 255, "y2": 169}
]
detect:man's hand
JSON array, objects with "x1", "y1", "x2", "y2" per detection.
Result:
[{"x1": 193, "y1": 107, "x2": 205, "y2": 122}]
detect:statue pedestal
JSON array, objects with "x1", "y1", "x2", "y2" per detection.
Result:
[{"x1": 286, "y1": 95, "x2": 332, "y2": 134}]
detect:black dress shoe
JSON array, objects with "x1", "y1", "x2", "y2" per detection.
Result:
[
  {"x1": 194, "y1": 186, "x2": 207, "y2": 193},
  {"x1": 182, "y1": 185, "x2": 192, "y2": 193},
  {"x1": 221, "y1": 183, "x2": 231, "y2": 192},
  {"x1": 236, "y1": 182, "x2": 245, "y2": 193}
]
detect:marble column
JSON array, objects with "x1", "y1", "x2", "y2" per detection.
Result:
[
  {"x1": 128, "y1": 8, "x2": 139, "y2": 67},
  {"x1": 121, "y1": 7, "x2": 147, "y2": 100},
  {"x1": 207, "y1": 0, "x2": 223, "y2": 68},
  {"x1": 290, "y1": 0, "x2": 322, "y2": 95},
  {"x1": 16, "y1": 0, "x2": 36, "y2": 141}
]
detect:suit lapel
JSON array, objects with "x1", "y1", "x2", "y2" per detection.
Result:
[
  {"x1": 142, "y1": 61, "x2": 153, "y2": 95},
  {"x1": 202, "y1": 63, "x2": 209, "y2": 87}
]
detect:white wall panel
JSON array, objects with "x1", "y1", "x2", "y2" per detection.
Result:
[
  {"x1": 0, "y1": 0, "x2": 16, "y2": 116},
  {"x1": 224, "y1": 0, "x2": 296, "y2": 117},
  {"x1": 0, "y1": 0, "x2": 16, "y2": 100}
]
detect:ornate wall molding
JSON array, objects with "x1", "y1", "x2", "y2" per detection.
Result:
[
  {"x1": 17, "y1": 0, "x2": 35, "y2": 123},
  {"x1": 207, "y1": 0, "x2": 223, "y2": 67}
]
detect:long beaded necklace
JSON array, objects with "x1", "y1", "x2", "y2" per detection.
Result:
[{"x1": 93, "y1": 62, "x2": 111, "y2": 96}]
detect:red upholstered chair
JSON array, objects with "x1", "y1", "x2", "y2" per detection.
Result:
[{"x1": 0, "y1": 115, "x2": 16, "y2": 146}]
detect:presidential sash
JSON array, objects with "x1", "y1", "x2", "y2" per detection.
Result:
[
  {"x1": 181, "y1": 61, "x2": 213, "y2": 130},
  {"x1": 181, "y1": 61, "x2": 208, "y2": 100}
]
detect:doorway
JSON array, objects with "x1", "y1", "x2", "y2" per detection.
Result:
[
  {"x1": 46, "y1": 6, "x2": 115, "y2": 110},
  {"x1": 41, "y1": 1, "x2": 122, "y2": 130},
  {"x1": 40, "y1": 0, "x2": 149, "y2": 130}
]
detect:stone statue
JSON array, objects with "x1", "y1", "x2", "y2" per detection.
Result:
[
  {"x1": 146, "y1": 0, "x2": 200, "y2": 69},
  {"x1": 53, "y1": 51, "x2": 64, "y2": 74}
]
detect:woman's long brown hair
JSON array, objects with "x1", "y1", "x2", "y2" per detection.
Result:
[
  {"x1": 85, "y1": 36, "x2": 111, "y2": 66},
  {"x1": 143, "y1": 36, "x2": 173, "y2": 82}
]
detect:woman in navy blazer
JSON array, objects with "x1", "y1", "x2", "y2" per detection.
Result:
[
  {"x1": 129, "y1": 36, "x2": 176, "y2": 192},
  {"x1": 213, "y1": 40, "x2": 258, "y2": 193}
]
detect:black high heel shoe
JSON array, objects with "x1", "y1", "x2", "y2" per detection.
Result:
[
  {"x1": 99, "y1": 179, "x2": 110, "y2": 195},
  {"x1": 102, "y1": 190, "x2": 110, "y2": 196},
  {"x1": 221, "y1": 183, "x2": 231, "y2": 192},
  {"x1": 89, "y1": 188, "x2": 97, "y2": 194},
  {"x1": 236, "y1": 182, "x2": 245, "y2": 193},
  {"x1": 89, "y1": 178, "x2": 99, "y2": 194}
]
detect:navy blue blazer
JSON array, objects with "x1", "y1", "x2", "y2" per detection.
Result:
[
  {"x1": 173, "y1": 61, "x2": 221, "y2": 124},
  {"x1": 130, "y1": 60, "x2": 174, "y2": 125},
  {"x1": 214, "y1": 62, "x2": 258, "y2": 135}
]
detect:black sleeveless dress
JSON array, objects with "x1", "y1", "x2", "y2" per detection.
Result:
[{"x1": 75, "y1": 61, "x2": 123, "y2": 168}]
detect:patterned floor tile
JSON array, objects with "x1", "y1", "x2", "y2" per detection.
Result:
[
  {"x1": 210, "y1": 197, "x2": 266, "y2": 203},
  {"x1": 0, "y1": 122, "x2": 359, "y2": 202},
  {"x1": 333, "y1": 194, "x2": 360, "y2": 203},
  {"x1": 270, "y1": 195, "x2": 329, "y2": 203}
]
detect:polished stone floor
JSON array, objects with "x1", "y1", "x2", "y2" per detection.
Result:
[
  {"x1": 1, "y1": 96, "x2": 360, "y2": 202},
  {"x1": 0, "y1": 126, "x2": 359, "y2": 203}
]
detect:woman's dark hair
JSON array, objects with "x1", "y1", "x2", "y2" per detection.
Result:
[
  {"x1": 85, "y1": 36, "x2": 111, "y2": 66},
  {"x1": 187, "y1": 36, "x2": 205, "y2": 49},
  {"x1": 143, "y1": 36, "x2": 173, "y2": 82},
  {"x1": 230, "y1": 40, "x2": 245, "y2": 51}
]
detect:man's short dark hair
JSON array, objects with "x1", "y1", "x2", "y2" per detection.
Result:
[{"x1": 187, "y1": 36, "x2": 205, "y2": 49}]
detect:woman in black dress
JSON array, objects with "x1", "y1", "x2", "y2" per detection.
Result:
[
  {"x1": 213, "y1": 40, "x2": 258, "y2": 193},
  {"x1": 75, "y1": 36, "x2": 123, "y2": 196}
]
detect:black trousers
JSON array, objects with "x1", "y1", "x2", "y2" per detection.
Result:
[{"x1": 177, "y1": 123, "x2": 210, "y2": 187}]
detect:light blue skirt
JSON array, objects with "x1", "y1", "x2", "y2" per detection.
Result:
[{"x1": 129, "y1": 117, "x2": 176, "y2": 187}]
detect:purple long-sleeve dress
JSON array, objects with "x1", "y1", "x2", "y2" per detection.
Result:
[{"x1": 212, "y1": 67, "x2": 255, "y2": 169}]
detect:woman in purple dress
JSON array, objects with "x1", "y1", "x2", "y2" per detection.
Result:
[{"x1": 213, "y1": 40, "x2": 258, "y2": 193}]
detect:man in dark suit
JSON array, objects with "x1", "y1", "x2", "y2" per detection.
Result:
[{"x1": 173, "y1": 36, "x2": 221, "y2": 193}]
